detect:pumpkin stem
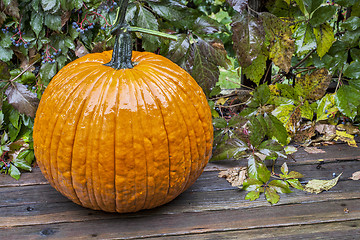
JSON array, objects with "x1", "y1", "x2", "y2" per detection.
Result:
[{"x1": 104, "y1": 0, "x2": 133, "y2": 69}]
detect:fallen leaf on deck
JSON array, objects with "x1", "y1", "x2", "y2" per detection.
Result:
[
  {"x1": 315, "y1": 123, "x2": 336, "y2": 136},
  {"x1": 349, "y1": 171, "x2": 360, "y2": 180},
  {"x1": 334, "y1": 130, "x2": 357, "y2": 147},
  {"x1": 218, "y1": 167, "x2": 248, "y2": 187},
  {"x1": 304, "y1": 173, "x2": 342, "y2": 194},
  {"x1": 304, "y1": 147, "x2": 325, "y2": 154},
  {"x1": 284, "y1": 145, "x2": 298, "y2": 154}
]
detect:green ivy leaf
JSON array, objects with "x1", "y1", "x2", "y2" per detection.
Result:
[
  {"x1": 281, "y1": 162, "x2": 289, "y2": 175},
  {"x1": 44, "y1": 13, "x2": 61, "y2": 31},
  {"x1": 247, "y1": 155, "x2": 263, "y2": 179},
  {"x1": 243, "y1": 53, "x2": 267, "y2": 86},
  {"x1": 31, "y1": 11, "x2": 44, "y2": 37},
  {"x1": 211, "y1": 138, "x2": 248, "y2": 161},
  {"x1": 258, "y1": 139, "x2": 286, "y2": 158},
  {"x1": 341, "y1": 16, "x2": 360, "y2": 31},
  {"x1": 13, "y1": 157, "x2": 32, "y2": 171},
  {"x1": 287, "y1": 178, "x2": 304, "y2": 190},
  {"x1": 166, "y1": 34, "x2": 190, "y2": 65},
  {"x1": 213, "y1": 117, "x2": 228, "y2": 129},
  {"x1": 294, "y1": 22, "x2": 317, "y2": 54},
  {"x1": 137, "y1": 5, "x2": 160, "y2": 52},
  {"x1": 245, "y1": 190, "x2": 261, "y2": 201},
  {"x1": 41, "y1": 0, "x2": 60, "y2": 13},
  {"x1": 40, "y1": 62, "x2": 57, "y2": 86},
  {"x1": 148, "y1": 1, "x2": 185, "y2": 23},
  {"x1": 252, "y1": 84, "x2": 271, "y2": 106},
  {"x1": 335, "y1": 85, "x2": 360, "y2": 120},
  {"x1": 303, "y1": 0, "x2": 323, "y2": 14},
  {"x1": 193, "y1": 15, "x2": 224, "y2": 35},
  {"x1": 9, "y1": 164, "x2": 21, "y2": 180},
  {"x1": 294, "y1": 0, "x2": 307, "y2": 15},
  {"x1": 309, "y1": 5, "x2": 337, "y2": 28},
  {"x1": 8, "y1": 108, "x2": 20, "y2": 129},
  {"x1": 344, "y1": 61, "x2": 360, "y2": 79},
  {"x1": 313, "y1": 23, "x2": 335, "y2": 58},
  {"x1": 264, "y1": 113, "x2": 289, "y2": 145},
  {"x1": 248, "y1": 115, "x2": 266, "y2": 147},
  {"x1": 300, "y1": 100, "x2": 314, "y2": 120},
  {"x1": 269, "y1": 180, "x2": 292, "y2": 193},
  {"x1": 337, "y1": 0, "x2": 358, "y2": 7},
  {"x1": 316, "y1": 93, "x2": 338, "y2": 121},
  {"x1": 239, "y1": 107, "x2": 258, "y2": 118},
  {"x1": 265, "y1": 186, "x2": 280, "y2": 204},
  {"x1": 257, "y1": 162, "x2": 271, "y2": 183},
  {"x1": 341, "y1": 28, "x2": 360, "y2": 47},
  {"x1": 350, "y1": 48, "x2": 360, "y2": 62},
  {"x1": 0, "y1": 46, "x2": 13, "y2": 62},
  {"x1": 242, "y1": 177, "x2": 263, "y2": 191},
  {"x1": 287, "y1": 171, "x2": 304, "y2": 179}
]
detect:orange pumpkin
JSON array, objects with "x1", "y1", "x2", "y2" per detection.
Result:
[{"x1": 33, "y1": 2, "x2": 213, "y2": 212}]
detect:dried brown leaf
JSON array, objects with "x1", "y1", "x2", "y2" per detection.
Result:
[
  {"x1": 2, "y1": 0, "x2": 20, "y2": 19},
  {"x1": 61, "y1": 10, "x2": 71, "y2": 28},
  {"x1": 304, "y1": 147, "x2": 326, "y2": 154},
  {"x1": 349, "y1": 171, "x2": 360, "y2": 180},
  {"x1": 75, "y1": 41, "x2": 89, "y2": 58},
  {"x1": 218, "y1": 167, "x2": 248, "y2": 187}
]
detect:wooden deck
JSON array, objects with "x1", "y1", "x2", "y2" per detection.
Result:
[{"x1": 1, "y1": 142, "x2": 360, "y2": 239}]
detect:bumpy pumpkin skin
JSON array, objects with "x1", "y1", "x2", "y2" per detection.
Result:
[{"x1": 33, "y1": 51, "x2": 213, "y2": 213}]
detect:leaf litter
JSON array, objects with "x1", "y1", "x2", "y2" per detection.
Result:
[{"x1": 218, "y1": 166, "x2": 248, "y2": 187}]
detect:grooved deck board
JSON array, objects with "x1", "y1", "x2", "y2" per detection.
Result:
[{"x1": 1, "y1": 143, "x2": 360, "y2": 239}]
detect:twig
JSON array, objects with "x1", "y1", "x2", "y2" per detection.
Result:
[
  {"x1": 217, "y1": 102, "x2": 247, "y2": 108},
  {"x1": 295, "y1": 67, "x2": 316, "y2": 74},
  {"x1": 290, "y1": 49, "x2": 316, "y2": 70},
  {"x1": 9, "y1": 59, "x2": 39, "y2": 83},
  {"x1": 335, "y1": 66, "x2": 343, "y2": 92}
]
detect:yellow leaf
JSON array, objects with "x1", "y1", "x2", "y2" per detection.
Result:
[
  {"x1": 295, "y1": 68, "x2": 331, "y2": 101},
  {"x1": 334, "y1": 130, "x2": 358, "y2": 147},
  {"x1": 269, "y1": 84, "x2": 280, "y2": 96},
  {"x1": 216, "y1": 97, "x2": 228, "y2": 105},
  {"x1": 304, "y1": 173, "x2": 342, "y2": 194},
  {"x1": 313, "y1": 23, "x2": 335, "y2": 58}
]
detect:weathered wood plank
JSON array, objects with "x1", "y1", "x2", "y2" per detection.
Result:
[
  {"x1": 0, "y1": 167, "x2": 47, "y2": 188},
  {"x1": 146, "y1": 220, "x2": 360, "y2": 240},
  {"x1": 1, "y1": 142, "x2": 359, "y2": 189},
  {"x1": 2, "y1": 177, "x2": 360, "y2": 228},
  {"x1": 1, "y1": 160, "x2": 359, "y2": 207},
  {"x1": 1, "y1": 198, "x2": 359, "y2": 239}
]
